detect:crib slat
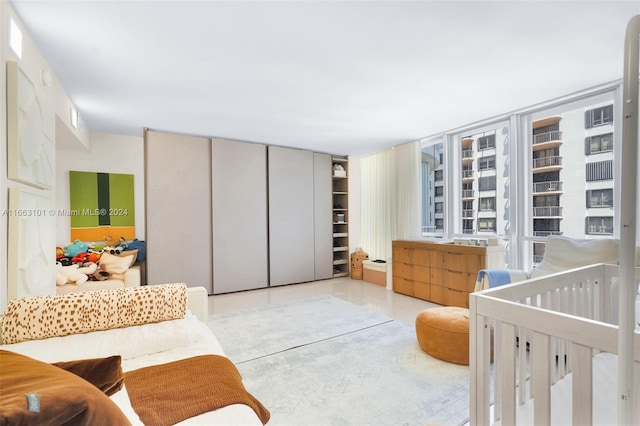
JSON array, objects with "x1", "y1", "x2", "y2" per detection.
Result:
[
  {"x1": 500, "y1": 322, "x2": 517, "y2": 425},
  {"x1": 517, "y1": 325, "x2": 527, "y2": 405},
  {"x1": 471, "y1": 313, "x2": 492, "y2": 426},
  {"x1": 571, "y1": 343, "x2": 593, "y2": 426},
  {"x1": 494, "y1": 322, "x2": 503, "y2": 422},
  {"x1": 532, "y1": 331, "x2": 551, "y2": 426}
]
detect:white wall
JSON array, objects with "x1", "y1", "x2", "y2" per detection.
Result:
[
  {"x1": 55, "y1": 132, "x2": 145, "y2": 246},
  {"x1": 0, "y1": 3, "x2": 82, "y2": 308}
]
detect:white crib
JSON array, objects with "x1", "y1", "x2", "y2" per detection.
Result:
[{"x1": 469, "y1": 263, "x2": 640, "y2": 425}]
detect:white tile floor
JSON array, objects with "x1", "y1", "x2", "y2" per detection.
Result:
[{"x1": 208, "y1": 277, "x2": 441, "y2": 327}]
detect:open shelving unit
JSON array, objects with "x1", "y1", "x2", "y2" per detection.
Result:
[{"x1": 332, "y1": 156, "x2": 349, "y2": 277}]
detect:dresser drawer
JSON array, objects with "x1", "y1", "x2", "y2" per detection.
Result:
[
  {"x1": 430, "y1": 285, "x2": 469, "y2": 308},
  {"x1": 393, "y1": 262, "x2": 429, "y2": 283},
  {"x1": 393, "y1": 261, "x2": 412, "y2": 279},
  {"x1": 441, "y1": 252, "x2": 482, "y2": 273},
  {"x1": 393, "y1": 276, "x2": 414, "y2": 296},
  {"x1": 413, "y1": 281, "x2": 431, "y2": 300},
  {"x1": 393, "y1": 247, "x2": 412, "y2": 264}
]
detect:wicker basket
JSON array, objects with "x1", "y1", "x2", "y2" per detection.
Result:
[{"x1": 350, "y1": 248, "x2": 369, "y2": 280}]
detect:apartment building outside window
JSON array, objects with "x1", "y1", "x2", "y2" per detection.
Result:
[
  {"x1": 585, "y1": 104, "x2": 613, "y2": 128},
  {"x1": 586, "y1": 216, "x2": 614, "y2": 235},
  {"x1": 421, "y1": 141, "x2": 444, "y2": 234},
  {"x1": 586, "y1": 189, "x2": 613, "y2": 208},
  {"x1": 478, "y1": 155, "x2": 496, "y2": 171},
  {"x1": 420, "y1": 84, "x2": 618, "y2": 270},
  {"x1": 585, "y1": 133, "x2": 613, "y2": 154},
  {"x1": 586, "y1": 160, "x2": 614, "y2": 181},
  {"x1": 478, "y1": 134, "x2": 496, "y2": 150},
  {"x1": 478, "y1": 176, "x2": 496, "y2": 191},
  {"x1": 478, "y1": 218, "x2": 496, "y2": 232},
  {"x1": 479, "y1": 197, "x2": 495, "y2": 211}
]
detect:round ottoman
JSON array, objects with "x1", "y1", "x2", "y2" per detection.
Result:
[{"x1": 415, "y1": 306, "x2": 470, "y2": 365}]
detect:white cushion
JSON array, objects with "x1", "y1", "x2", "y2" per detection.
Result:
[{"x1": 531, "y1": 236, "x2": 619, "y2": 278}]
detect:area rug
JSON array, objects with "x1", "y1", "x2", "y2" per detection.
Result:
[
  {"x1": 208, "y1": 296, "x2": 470, "y2": 426},
  {"x1": 209, "y1": 295, "x2": 393, "y2": 363}
]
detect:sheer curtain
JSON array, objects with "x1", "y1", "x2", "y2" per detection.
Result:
[{"x1": 360, "y1": 141, "x2": 421, "y2": 261}]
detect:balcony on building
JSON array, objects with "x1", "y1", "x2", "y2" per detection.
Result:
[
  {"x1": 462, "y1": 189, "x2": 475, "y2": 199},
  {"x1": 532, "y1": 130, "x2": 563, "y2": 151},
  {"x1": 533, "y1": 155, "x2": 562, "y2": 173},
  {"x1": 461, "y1": 149, "x2": 474, "y2": 164},
  {"x1": 533, "y1": 230, "x2": 563, "y2": 237},
  {"x1": 533, "y1": 206, "x2": 563, "y2": 218},
  {"x1": 462, "y1": 209, "x2": 474, "y2": 218},
  {"x1": 532, "y1": 180, "x2": 563, "y2": 194},
  {"x1": 462, "y1": 168, "x2": 474, "y2": 181}
]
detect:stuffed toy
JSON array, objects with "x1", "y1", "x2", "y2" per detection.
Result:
[
  {"x1": 104, "y1": 236, "x2": 128, "y2": 255},
  {"x1": 57, "y1": 256, "x2": 73, "y2": 267},
  {"x1": 64, "y1": 240, "x2": 89, "y2": 258},
  {"x1": 78, "y1": 262, "x2": 98, "y2": 278},
  {"x1": 56, "y1": 262, "x2": 98, "y2": 286},
  {"x1": 72, "y1": 251, "x2": 88, "y2": 264},
  {"x1": 125, "y1": 239, "x2": 146, "y2": 261},
  {"x1": 86, "y1": 248, "x2": 102, "y2": 263},
  {"x1": 104, "y1": 245, "x2": 123, "y2": 255},
  {"x1": 56, "y1": 247, "x2": 65, "y2": 259}
]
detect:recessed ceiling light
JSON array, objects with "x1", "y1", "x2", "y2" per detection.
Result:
[{"x1": 9, "y1": 17, "x2": 22, "y2": 59}]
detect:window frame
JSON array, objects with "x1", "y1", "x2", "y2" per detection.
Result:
[{"x1": 419, "y1": 80, "x2": 622, "y2": 271}]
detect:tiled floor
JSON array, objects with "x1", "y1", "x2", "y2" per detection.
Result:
[{"x1": 208, "y1": 277, "x2": 441, "y2": 327}]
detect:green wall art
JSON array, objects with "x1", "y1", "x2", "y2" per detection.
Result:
[{"x1": 69, "y1": 171, "x2": 135, "y2": 242}]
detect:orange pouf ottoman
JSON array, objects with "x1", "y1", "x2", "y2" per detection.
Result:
[{"x1": 415, "y1": 307, "x2": 470, "y2": 365}]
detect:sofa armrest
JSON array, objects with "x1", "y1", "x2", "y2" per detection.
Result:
[
  {"x1": 123, "y1": 266, "x2": 141, "y2": 288},
  {"x1": 187, "y1": 286, "x2": 209, "y2": 324},
  {"x1": 474, "y1": 269, "x2": 530, "y2": 292}
]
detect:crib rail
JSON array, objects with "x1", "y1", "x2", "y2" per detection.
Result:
[{"x1": 470, "y1": 263, "x2": 640, "y2": 425}]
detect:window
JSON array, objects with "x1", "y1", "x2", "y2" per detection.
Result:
[
  {"x1": 586, "y1": 189, "x2": 613, "y2": 208},
  {"x1": 479, "y1": 197, "x2": 495, "y2": 211},
  {"x1": 534, "y1": 194, "x2": 560, "y2": 207},
  {"x1": 586, "y1": 216, "x2": 613, "y2": 235},
  {"x1": 585, "y1": 160, "x2": 613, "y2": 181},
  {"x1": 478, "y1": 218, "x2": 496, "y2": 231},
  {"x1": 478, "y1": 155, "x2": 496, "y2": 171},
  {"x1": 478, "y1": 176, "x2": 496, "y2": 191},
  {"x1": 585, "y1": 104, "x2": 613, "y2": 128},
  {"x1": 585, "y1": 133, "x2": 613, "y2": 155},
  {"x1": 421, "y1": 141, "x2": 444, "y2": 234},
  {"x1": 478, "y1": 134, "x2": 496, "y2": 150},
  {"x1": 420, "y1": 82, "x2": 618, "y2": 270}
]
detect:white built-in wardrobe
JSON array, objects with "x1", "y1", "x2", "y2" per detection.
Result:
[{"x1": 144, "y1": 130, "x2": 333, "y2": 294}]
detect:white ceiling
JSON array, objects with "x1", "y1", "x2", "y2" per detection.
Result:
[{"x1": 10, "y1": 0, "x2": 640, "y2": 156}]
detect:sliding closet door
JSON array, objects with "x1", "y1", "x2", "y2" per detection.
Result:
[
  {"x1": 144, "y1": 130, "x2": 212, "y2": 292},
  {"x1": 268, "y1": 146, "x2": 315, "y2": 286},
  {"x1": 314, "y1": 153, "x2": 333, "y2": 280},
  {"x1": 212, "y1": 139, "x2": 269, "y2": 293}
]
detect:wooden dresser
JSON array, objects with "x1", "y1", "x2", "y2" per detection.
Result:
[{"x1": 392, "y1": 240, "x2": 505, "y2": 308}]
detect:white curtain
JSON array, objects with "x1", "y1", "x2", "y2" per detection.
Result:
[{"x1": 360, "y1": 141, "x2": 421, "y2": 260}]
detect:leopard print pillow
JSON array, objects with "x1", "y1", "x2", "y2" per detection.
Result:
[{"x1": 1, "y1": 283, "x2": 187, "y2": 344}]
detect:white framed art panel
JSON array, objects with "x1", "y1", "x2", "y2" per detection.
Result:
[
  {"x1": 7, "y1": 187, "x2": 56, "y2": 299},
  {"x1": 6, "y1": 60, "x2": 55, "y2": 189}
]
